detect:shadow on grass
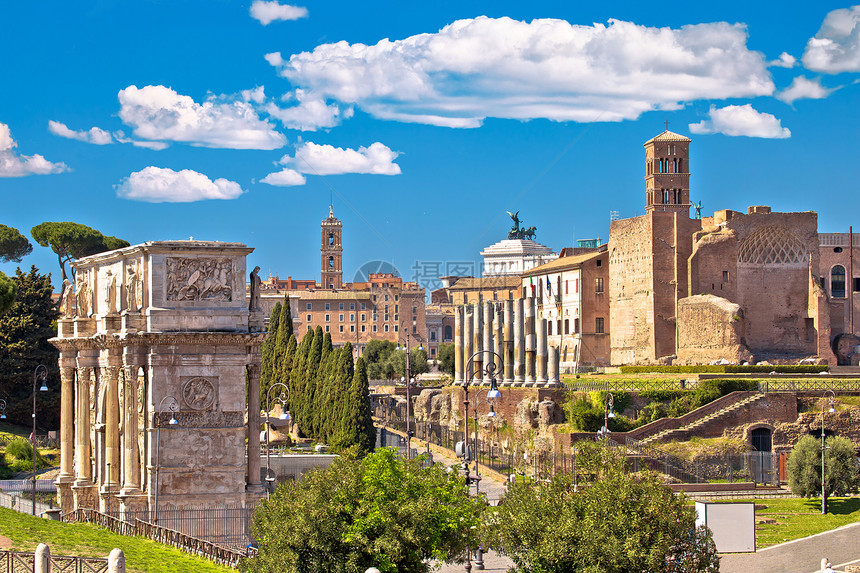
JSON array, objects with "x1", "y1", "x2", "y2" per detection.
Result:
[{"x1": 798, "y1": 497, "x2": 860, "y2": 515}]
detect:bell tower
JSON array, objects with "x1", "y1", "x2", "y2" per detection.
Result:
[
  {"x1": 320, "y1": 205, "x2": 343, "y2": 289},
  {"x1": 644, "y1": 129, "x2": 691, "y2": 217}
]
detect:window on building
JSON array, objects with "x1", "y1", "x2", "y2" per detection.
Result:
[
  {"x1": 373, "y1": 295, "x2": 377, "y2": 302},
  {"x1": 328, "y1": 233, "x2": 334, "y2": 246},
  {"x1": 595, "y1": 278, "x2": 604, "y2": 294},
  {"x1": 444, "y1": 325, "x2": 453, "y2": 340},
  {"x1": 413, "y1": 306, "x2": 417, "y2": 315},
  {"x1": 413, "y1": 326, "x2": 417, "y2": 333},
  {"x1": 384, "y1": 324, "x2": 389, "y2": 332},
  {"x1": 306, "y1": 303, "x2": 312, "y2": 310},
  {"x1": 373, "y1": 313, "x2": 378, "y2": 321},
  {"x1": 430, "y1": 331, "x2": 437, "y2": 341},
  {"x1": 832, "y1": 265, "x2": 847, "y2": 298},
  {"x1": 394, "y1": 314, "x2": 398, "y2": 321},
  {"x1": 723, "y1": 270, "x2": 729, "y2": 282},
  {"x1": 834, "y1": 247, "x2": 844, "y2": 253},
  {"x1": 361, "y1": 325, "x2": 366, "y2": 333},
  {"x1": 575, "y1": 279, "x2": 579, "y2": 293},
  {"x1": 384, "y1": 314, "x2": 389, "y2": 322},
  {"x1": 325, "y1": 325, "x2": 330, "y2": 332},
  {"x1": 328, "y1": 256, "x2": 334, "y2": 268},
  {"x1": 464, "y1": 293, "x2": 469, "y2": 304},
  {"x1": 306, "y1": 314, "x2": 312, "y2": 322},
  {"x1": 384, "y1": 305, "x2": 389, "y2": 313},
  {"x1": 431, "y1": 348, "x2": 436, "y2": 357},
  {"x1": 339, "y1": 303, "x2": 344, "y2": 310},
  {"x1": 574, "y1": 318, "x2": 580, "y2": 333},
  {"x1": 325, "y1": 314, "x2": 330, "y2": 322},
  {"x1": 361, "y1": 313, "x2": 366, "y2": 322},
  {"x1": 373, "y1": 325, "x2": 378, "y2": 333},
  {"x1": 854, "y1": 277, "x2": 860, "y2": 292},
  {"x1": 361, "y1": 303, "x2": 366, "y2": 310},
  {"x1": 395, "y1": 304, "x2": 399, "y2": 313},
  {"x1": 350, "y1": 303, "x2": 355, "y2": 310},
  {"x1": 339, "y1": 325, "x2": 344, "y2": 332},
  {"x1": 557, "y1": 319, "x2": 562, "y2": 335},
  {"x1": 350, "y1": 314, "x2": 355, "y2": 322},
  {"x1": 350, "y1": 325, "x2": 355, "y2": 332},
  {"x1": 564, "y1": 319, "x2": 569, "y2": 334},
  {"x1": 384, "y1": 294, "x2": 389, "y2": 301},
  {"x1": 394, "y1": 295, "x2": 399, "y2": 301},
  {"x1": 394, "y1": 325, "x2": 399, "y2": 332},
  {"x1": 596, "y1": 259, "x2": 602, "y2": 267},
  {"x1": 339, "y1": 313, "x2": 344, "y2": 322},
  {"x1": 595, "y1": 317, "x2": 605, "y2": 334}
]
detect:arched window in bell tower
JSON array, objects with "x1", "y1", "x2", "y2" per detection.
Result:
[
  {"x1": 329, "y1": 256, "x2": 334, "y2": 269},
  {"x1": 328, "y1": 233, "x2": 334, "y2": 246}
]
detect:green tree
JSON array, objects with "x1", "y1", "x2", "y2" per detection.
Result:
[
  {"x1": 259, "y1": 302, "x2": 281, "y2": 403},
  {"x1": 333, "y1": 356, "x2": 375, "y2": 454},
  {"x1": 241, "y1": 448, "x2": 483, "y2": 573},
  {"x1": 274, "y1": 297, "x2": 293, "y2": 385},
  {"x1": 0, "y1": 272, "x2": 14, "y2": 316},
  {"x1": 0, "y1": 267, "x2": 60, "y2": 428},
  {"x1": 484, "y1": 441, "x2": 719, "y2": 573},
  {"x1": 30, "y1": 222, "x2": 129, "y2": 292},
  {"x1": 0, "y1": 224, "x2": 32, "y2": 263},
  {"x1": 438, "y1": 342, "x2": 455, "y2": 375},
  {"x1": 788, "y1": 434, "x2": 860, "y2": 500}
]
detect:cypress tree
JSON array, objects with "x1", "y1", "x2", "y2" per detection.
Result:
[
  {"x1": 290, "y1": 331, "x2": 313, "y2": 436},
  {"x1": 302, "y1": 327, "x2": 323, "y2": 438},
  {"x1": 336, "y1": 356, "x2": 374, "y2": 454},
  {"x1": 259, "y1": 302, "x2": 281, "y2": 405},
  {"x1": 275, "y1": 296, "x2": 293, "y2": 385},
  {"x1": 325, "y1": 343, "x2": 354, "y2": 442}
]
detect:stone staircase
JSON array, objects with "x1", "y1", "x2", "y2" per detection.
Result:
[{"x1": 638, "y1": 392, "x2": 766, "y2": 445}]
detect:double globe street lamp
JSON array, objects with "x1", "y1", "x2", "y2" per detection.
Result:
[
  {"x1": 597, "y1": 392, "x2": 615, "y2": 439},
  {"x1": 264, "y1": 382, "x2": 291, "y2": 498},
  {"x1": 31, "y1": 365, "x2": 49, "y2": 515},
  {"x1": 396, "y1": 335, "x2": 422, "y2": 459}
]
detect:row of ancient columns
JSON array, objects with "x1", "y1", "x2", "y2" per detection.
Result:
[
  {"x1": 55, "y1": 349, "x2": 148, "y2": 514},
  {"x1": 453, "y1": 298, "x2": 560, "y2": 387}
]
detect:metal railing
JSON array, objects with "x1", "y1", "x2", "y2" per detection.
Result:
[
  {"x1": 1, "y1": 549, "x2": 108, "y2": 573},
  {"x1": 0, "y1": 491, "x2": 56, "y2": 515}
]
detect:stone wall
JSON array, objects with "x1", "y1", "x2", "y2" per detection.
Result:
[{"x1": 676, "y1": 295, "x2": 753, "y2": 364}]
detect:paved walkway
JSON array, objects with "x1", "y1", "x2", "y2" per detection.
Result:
[{"x1": 720, "y1": 522, "x2": 860, "y2": 573}]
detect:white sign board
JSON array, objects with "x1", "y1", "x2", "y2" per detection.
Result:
[{"x1": 695, "y1": 501, "x2": 755, "y2": 553}]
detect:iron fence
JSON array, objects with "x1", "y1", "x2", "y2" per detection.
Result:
[
  {"x1": 102, "y1": 506, "x2": 253, "y2": 551},
  {"x1": 1, "y1": 550, "x2": 108, "y2": 573},
  {"x1": 0, "y1": 491, "x2": 56, "y2": 515}
]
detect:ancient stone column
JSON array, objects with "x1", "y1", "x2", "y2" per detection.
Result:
[
  {"x1": 483, "y1": 301, "x2": 493, "y2": 383},
  {"x1": 464, "y1": 306, "x2": 474, "y2": 383},
  {"x1": 246, "y1": 363, "x2": 264, "y2": 491},
  {"x1": 56, "y1": 355, "x2": 76, "y2": 510},
  {"x1": 495, "y1": 303, "x2": 504, "y2": 384},
  {"x1": 473, "y1": 303, "x2": 483, "y2": 384},
  {"x1": 454, "y1": 306, "x2": 464, "y2": 384},
  {"x1": 548, "y1": 346, "x2": 560, "y2": 387},
  {"x1": 120, "y1": 366, "x2": 141, "y2": 496},
  {"x1": 536, "y1": 318, "x2": 548, "y2": 385},
  {"x1": 503, "y1": 300, "x2": 514, "y2": 385},
  {"x1": 524, "y1": 297, "x2": 536, "y2": 386},
  {"x1": 513, "y1": 298, "x2": 524, "y2": 385},
  {"x1": 73, "y1": 363, "x2": 96, "y2": 509},
  {"x1": 101, "y1": 364, "x2": 121, "y2": 514}
]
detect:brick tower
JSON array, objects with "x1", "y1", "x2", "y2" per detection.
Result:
[
  {"x1": 644, "y1": 130, "x2": 691, "y2": 216},
  {"x1": 321, "y1": 205, "x2": 343, "y2": 289}
]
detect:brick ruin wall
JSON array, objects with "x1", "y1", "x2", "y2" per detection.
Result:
[{"x1": 676, "y1": 294, "x2": 753, "y2": 364}]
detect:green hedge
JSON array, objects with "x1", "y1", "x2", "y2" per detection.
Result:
[{"x1": 618, "y1": 365, "x2": 828, "y2": 374}]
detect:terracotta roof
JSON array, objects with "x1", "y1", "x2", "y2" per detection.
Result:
[
  {"x1": 644, "y1": 130, "x2": 691, "y2": 145},
  {"x1": 448, "y1": 276, "x2": 523, "y2": 290},
  {"x1": 521, "y1": 248, "x2": 606, "y2": 277}
]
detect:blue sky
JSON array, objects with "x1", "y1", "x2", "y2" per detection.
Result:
[{"x1": 2, "y1": 1, "x2": 859, "y2": 293}]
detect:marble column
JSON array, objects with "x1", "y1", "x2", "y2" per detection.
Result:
[
  {"x1": 495, "y1": 303, "x2": 504, "y2": 384},
  {"x1": 503, "y1": 300, "x2": 514, "y2": 386},
  {"x1": 101, "y1": 364, "x2": 121, "y2": 512},
  {"x1": 513, "y1": 298, "x2": 524, "y2": 385},
  {"x1": 483, "y1": 301, "x2": 493, "y2": 383},
  {"x1": 464, "y1": 306, "x2": 474, "y2": 383},
  {"x1": 536, "y1": 318, "x2": 548, "y2": 385},
  {"x1": 56, "y1": 357, "x2": 76, "y2": 510},
  {"x1": 524, "y1": 297, "x2": 536, "y2": 386},
  {"x1": 73, "y1": 364, "x2": 97, "y2": 510},
  {"x1": 454, "y1": 306, "x2": 464, "y2": 384},
  {"x1": 246, "y1": 364, "x2": 264, "y2": 492},
  {"x1": 473, "y1": 303, "x2": 483, "y2": 384},
  {"x1": 120, "y1": 366, "x2": 141, "y2": 496},
  {"x1": 548, "y1": 346, "x2": 560, "y2": 387}
]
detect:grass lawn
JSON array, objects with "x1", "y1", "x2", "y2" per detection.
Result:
[
  {"x1": 0, "y1": 507, "x2": 233, "y2": 573},
  {"x1": 718, "y1": 497, "x2": 860, "y2": 548}
]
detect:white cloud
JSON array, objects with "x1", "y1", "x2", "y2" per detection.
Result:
[
  {"x1": 689, "y1": 104, "x2": 790, "y2": 139},
  {"x1": 250, "y1": 1, "x2": 307, "y2": 25},
  {"x1": 803, "y1": 6, "x2": 860, "y2": 73},
  {"x1": 769, "y1": 52, "x2": 797, "y2": 68},
  {"x1": 116, "y1": 166, "x2": 245, "y2": 202},
  {"x1": 48, "y1": 121, "x2": 113, "y2": 145},
  {"x1": 776, "y1": 76, "x2": 835, "y2": 104},
  {"x1": 261, "y1": 167, "x2": 307, "y2": 186},
  {"x1": 113, "y1": 130, "x2": 170, "y2": 150},
  {"x1": 269, "y1": 17, "x2": 774, "y2": 127},
  {"x1": 266, "y1": 89, "x2": 354, "y2": 131},
  {"x1": 242, "y1": 86, "x2": 267, "y2": 104},
  {"x1": 118, "y1": 85, "x2": 287, "y2": 150},
  {"x1": 0, "y1": 122, "x2": 68, "y2": 177},
  {"x1": 280, "y1": 141, "x2": 402, "y2": 175}
]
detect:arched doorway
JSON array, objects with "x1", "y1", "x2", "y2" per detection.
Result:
[{"x1": 751, "y1": 427, "x2": 772, "y2": 452}]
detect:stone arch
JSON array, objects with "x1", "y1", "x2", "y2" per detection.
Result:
[
  {"x1": 747, "y1": 424, "x2": 773, "y2": 452},
  {"x1": 831, "y1": 264, "x2": 847, "y2": 298},
  {"x1": 737, "y1": 226, "x2": 808, "y2": 266}
]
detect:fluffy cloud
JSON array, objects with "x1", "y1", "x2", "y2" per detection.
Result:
[
  {"x1": 118, "y1": 85, "x2": 287, "y2": 149},
  {"x1": 776, "y1": 76, "x2": 835, "y2": 104},
  {"x1": 0, "y1": 122, "x2": 68, "y2": 177},
  {"x1": 250, "y1": 1, "x2": 307, "y2": 25},
  {"x1": 48, "y1": 121, "x2": 113, "y2": 144},
  {"x1": 769, "y1": 52, "x2": 797, "y2": 68},
  {"x1": 689, "y1": 104, "x2": 790, "y2": 139},
  {"x1": 116, "y1": 166, "x2": 245, "y2": 202},
  {"x1": 269, "y1": 17, "x2": 774, "y2": 127},
  {"x1": 803, "y1": 6, "x2": 860, "y2": 73},
  {"x1": 281, "y1": 141, "x2": 401, "y2": 175},
  {"x1": 261, "y1": 167, "x2": 307, "y2": 186},
  {"x1": 266, "y1": 89, "x2": 354, "y2": 131}
]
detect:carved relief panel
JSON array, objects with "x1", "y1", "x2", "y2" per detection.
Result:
[{"x1": 165, "y1": 257, "x2": 233, "y2": 302}]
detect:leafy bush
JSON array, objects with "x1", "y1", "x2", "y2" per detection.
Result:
[
  {"x1": 640, "y1": 390, "x2": 687, "y2": 402},
  {"x1": 589, "y1": 390, "x2": 631, "y2": 414},
  {"x1": 4, "y1": 437, "x2": 50, "y2": 472},
  {"x1": 484, "y1": 441, "x2": 719, "y2": 573},
  {"x1": 565, "y1": 395, "x2": 634, "y2": 432},
  {"x1": 788, "y1": 434, "x2": 860, "y2": 499}
]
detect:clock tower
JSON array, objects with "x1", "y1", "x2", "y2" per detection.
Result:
[
  {"x1": 644, "y1": 130, "x2": 691, "y2": 217},
  {"x1": 321, "y1": 205, "x2": 343, "y2": 289}
]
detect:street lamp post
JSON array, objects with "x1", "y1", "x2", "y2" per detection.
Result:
[
  {"x1": 31, "y1": 365, "x2": 48, "y2": 515},
  {"x1": 461, "y1": 350, "x2": 503, "y2": 573},
  {"x1": 396, "y1": 334, "x2": 423, "y2": 459},
  {"x1": 822, "y1": 389, "x2": 836, "y2": 515},
  {"x1": 154, "y1": 395, "x2": 178, "y2": 524},
  {"x1": 0, "y1": 399, "x2": 6, "y2": 420},
  {"x1": 265, "y1": 382, "x2": 291, "y2": 498},
  {"x1": 597, "y1": 392, "x2": 615, "y2": 439},
  {"x1": 472, "y1": 393, "x2": 500, "y2": 495}
]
